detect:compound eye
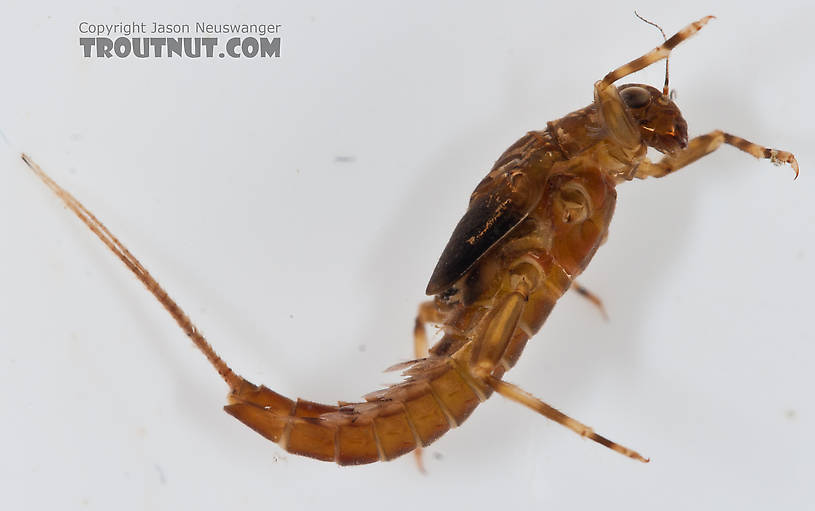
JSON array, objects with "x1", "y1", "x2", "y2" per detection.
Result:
[{"x1": 620, "y1": 86, "x2": 651, "y2": 109}]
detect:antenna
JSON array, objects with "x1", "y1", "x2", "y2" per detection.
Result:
[{"x1": 634, "y1": 11, "x2": 670, "y2": 96}]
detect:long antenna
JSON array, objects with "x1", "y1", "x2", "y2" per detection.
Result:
[
  {"x1": 634, "y1": 11, "x2": 670, "y2": 96},
  {"x1": 21, "y1": 154, "x2": 243, "y2": 391}
]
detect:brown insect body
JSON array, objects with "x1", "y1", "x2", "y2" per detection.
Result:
[
  {"x1": 21, "y1": 16, "x2": 798, "y2": 467},
  {"x1": 225, "y1": 81, "x2": 660, "y2": 464},
  {"x1": 225, "y1": 128, "x2": 610, "y2": 464}
]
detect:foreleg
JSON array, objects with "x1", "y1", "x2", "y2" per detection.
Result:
[
  {"x1": 635, "y1": 130, "x2": 798, "y2": 179},
  {"x1": 599, "y1": 16, "x2": 714, "y2": 88}
]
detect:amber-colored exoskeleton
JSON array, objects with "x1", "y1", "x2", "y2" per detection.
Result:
[{"x1": 22, "y1": 16, "x2": 798, "y2": 467}]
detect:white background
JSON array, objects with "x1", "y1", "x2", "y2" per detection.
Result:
[{"x1": 1, "y1": 1, "x2": 812, "y2": 510}]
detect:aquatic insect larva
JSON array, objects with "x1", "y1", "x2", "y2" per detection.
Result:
[{"x1": 22, "y1": 15, "x2": 797, "y2": 467}]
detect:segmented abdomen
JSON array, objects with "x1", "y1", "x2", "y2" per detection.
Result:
[{"x1": 225, "y1": 354, "x2": 487, "y2": 465}]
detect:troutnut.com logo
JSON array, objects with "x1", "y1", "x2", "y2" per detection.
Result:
[{"x1": 78, "y1": 21, "x2": 282, "y2": 59}]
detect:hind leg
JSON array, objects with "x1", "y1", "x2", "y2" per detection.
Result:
[
  {"x1": 411, "y1": 300, "x2": 447, "y2": 472},
  {"x1": 486, "y1": 376, "x2": 649, "y2": 463}
]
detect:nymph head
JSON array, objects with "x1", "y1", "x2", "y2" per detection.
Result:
[{"x1": 618, "y1": 83, "x2": 688, "y2": 154}]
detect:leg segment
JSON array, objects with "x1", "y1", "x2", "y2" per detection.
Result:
[
  {"x1": 485, "y1": 376, "x2": 649, "y2": 463},
  {"x1": 635, "y1": 130, "x2": 799, "y2": 179},
  {"x1": 411, "y1": 300, "x2": 443, "y2": 473},
  {"x1": 468, "y1": 261, "x2": 540, "y2": 378},
  {"x1": 414, "y1": 300, "x2": 444, "y2": 360},
  {"x1": 600, "y1": 16, "x2": 714, "y2": 88},
  {"x1": 572, "y1": 281, "x2": 609, "y2": 321},
  {"x1": 460, "y1": 259, "x2": 646, "y2": 461}
]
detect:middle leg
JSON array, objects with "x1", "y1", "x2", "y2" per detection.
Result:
[{"x1": 572, "y1": 281, "x2": 609, "y2": 321}]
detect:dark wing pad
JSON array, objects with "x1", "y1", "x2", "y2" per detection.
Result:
[{"x1": 426, "y1": 173, "x2": 539, "y2": 295}]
